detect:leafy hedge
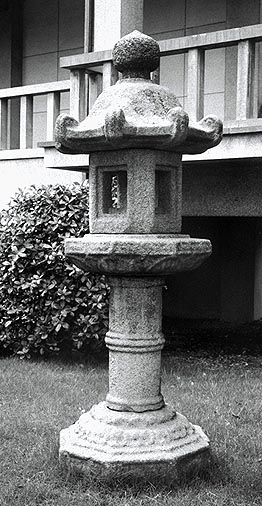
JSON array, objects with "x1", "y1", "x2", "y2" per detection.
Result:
[{"x1": 0, "y1": 183, "x2": 109, "y2": 358}]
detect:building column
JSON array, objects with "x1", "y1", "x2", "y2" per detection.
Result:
[
  {"x1": 91, "y1": 0, "x2": 144, "y2": 51},
  {"x1": 119, "y1": 0, "x2": 144, "y2": 36},
  {"x1": 84, "y1": 0, "x2": 94, "y2": 52}
]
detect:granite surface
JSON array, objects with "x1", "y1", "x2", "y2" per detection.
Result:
[
  {"x1": 105, "y1": 277, "x2": 165, "y2": 412},
  {"x1": 57, "y1": 29, "x2": 216, "y2": 475},
  {"x1": 89, "y1": 149, "x2": 182, "y2": 234},
  {"x1": 65, "y1": 234, "x2": 212, "y2": 276},
  {"x1": 60, "y1": 401, "x2": 209, "y2": 465}
]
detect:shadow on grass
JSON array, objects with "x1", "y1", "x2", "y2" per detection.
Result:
[
  {"x1": 58, "y1": 451, "x2": 261, "y2": 504},
  {"x1": 59, "y1": 450, "x2": 231, "y2": 494},
  {"x1": 163, "y1": 317, "x2": 262, "y2": 357}
]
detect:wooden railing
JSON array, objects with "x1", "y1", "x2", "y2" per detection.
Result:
[
  {"x1": 0, "y1": 80, "x2": 70, "y2": 150},
  {"x1": 61, "y1": 23, "x2": 262, "y2": 126},
  {"x1": 1, "y1": 24, "x2": 262, "y2": 153},
  {"x1": 158, "y1": 25, "x2": 260, "y2": 122}
]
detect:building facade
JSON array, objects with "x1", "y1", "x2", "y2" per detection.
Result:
[{"x1": 1, "y1": 0, "x2": 262, "y2": 323}]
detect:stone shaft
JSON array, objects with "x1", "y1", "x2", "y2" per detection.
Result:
[{"x1": 105, "y1": 276, "x2": 165, "y2": 412}]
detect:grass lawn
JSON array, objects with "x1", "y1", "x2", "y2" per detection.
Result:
[{"x1": 1, "y1": 350, "x2": 262, "y2": 506}]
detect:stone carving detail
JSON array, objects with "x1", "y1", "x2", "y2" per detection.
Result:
[
  {"x1": 60, "y1": 402, "x2": 209, "y2": 464},
  {"x1": 105, "y1": 330, "x2": 165, "y2": 353}
]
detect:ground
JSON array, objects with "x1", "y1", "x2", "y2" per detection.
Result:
[{"x1": 1, "y1": 319, "x2": 262, "y2": 505}]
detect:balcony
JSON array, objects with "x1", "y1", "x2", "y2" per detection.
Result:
[{"x1": 1, "y1": 24, "x2": 262, "y2": 168}]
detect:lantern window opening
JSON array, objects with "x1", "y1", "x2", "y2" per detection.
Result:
[{"x1": 155, "y1": 169, "x2": 171, "y2": 215}]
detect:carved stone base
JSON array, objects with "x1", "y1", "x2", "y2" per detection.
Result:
[{"x1": 59, "y1": 402, "x2": 209, "y2": 471}]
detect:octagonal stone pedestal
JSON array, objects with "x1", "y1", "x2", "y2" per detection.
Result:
[
  {"x1": 59, "y1": 234, "x2": 211, "y2": 476},
  {"x1": 60, "y1": 403, "x2": 209, "y2": 473}
]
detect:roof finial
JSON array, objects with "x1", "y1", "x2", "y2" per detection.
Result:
[{"x1": 112, "y1": 30, "x2": 160, "y2": 79}]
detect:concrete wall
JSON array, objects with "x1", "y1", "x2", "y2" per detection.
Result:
[
  {"x1": 0, "y1": 156, "x2": 84, "y2": 209},
  {"x1": 22, "y1": 0, "x2": 84, "y2": 147},
  {"x1": 0, "y1": 7, "x2": 12, "y2": 89},
  {"x1": 0, "y1": 2, "x2": 23, "y2": 149},
  {"x1": 182, "y1": 160, "x2": 262, "y2": 217},
  {"x1": 0, "y1": 1, "x2": 85, "y2": 209}
]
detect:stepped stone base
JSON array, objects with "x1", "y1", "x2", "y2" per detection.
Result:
[{"x1": 59, "y1": 401, "x2": 209, "y2": 475}]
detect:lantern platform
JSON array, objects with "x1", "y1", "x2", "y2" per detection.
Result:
[{"x1": 65, "y1": 234, "x2": 211, "y2": 276}]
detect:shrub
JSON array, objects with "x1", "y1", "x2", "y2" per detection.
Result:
[{"x1": 0, "y1": 183, "x2": 109, "y2": 358}]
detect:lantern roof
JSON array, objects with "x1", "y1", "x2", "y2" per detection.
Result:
[{"x1": 55, "y1": 31, "x2": 222, "y2": 154}]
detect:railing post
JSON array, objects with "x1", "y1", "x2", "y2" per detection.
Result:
[
  {"x1": 236, "y1": 40, "x2": 256, "y2": 120},
  {"x1": 102, "y1": 62, "x2": 118, "y2": 90},
  {"x1": 151, "y1": 66, "x2": 160, "y2": 85},
  {"x1": 70, "y1": 69, "x2": 87, "y2": 122},
  {"x1": 87, "y1": 63, "x2": 118, "y2": 118},
  {"x1": 46, "y1": 92, "x2": 60, "y2": 141},
  {"x1": 88, "y1": 72, "x2": 101, "y2": 111},
  {"x1": 187, "y1": 48, "x2": 205, "y2": 122},
  {"x1": 20, "y1": 95, "x2": 33, "y2": 149},
  {"x1": 0, "y1": 99, "x2": 8, "y2": 150}
]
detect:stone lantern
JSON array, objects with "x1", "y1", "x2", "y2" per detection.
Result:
[{"x1": 55, "y1": 31, "x2": 222, "y2": 475}]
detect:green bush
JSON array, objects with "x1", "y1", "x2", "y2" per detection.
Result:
[{"x1": 0, "y1": 183, "x2": 109, "y2": 358}]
